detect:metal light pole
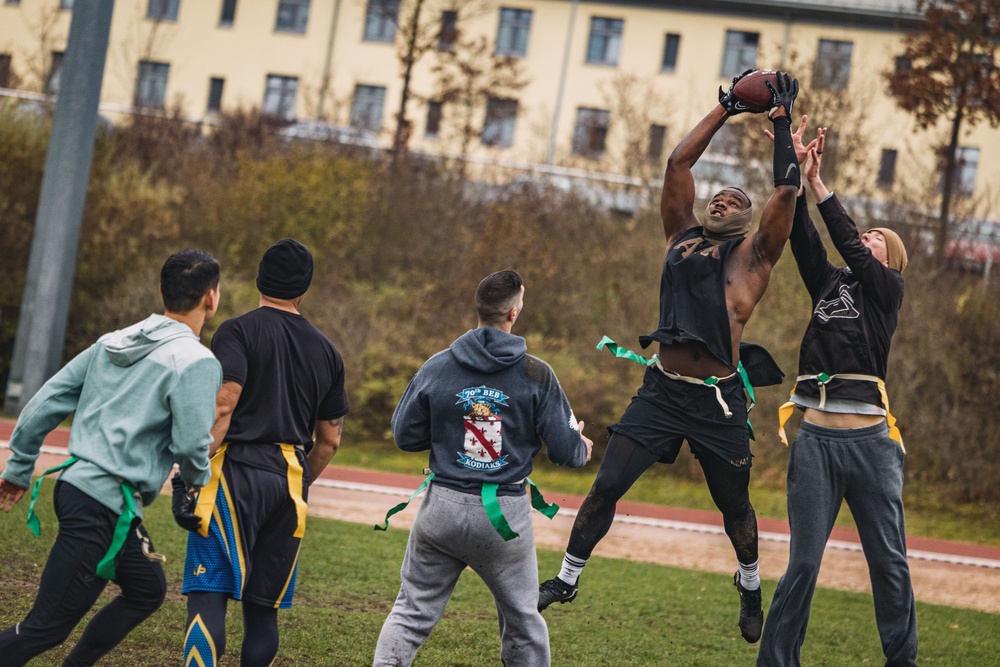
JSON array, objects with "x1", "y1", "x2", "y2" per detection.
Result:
[{"x1": 3, "y1": 0, "x2": 116, "y2": 414}]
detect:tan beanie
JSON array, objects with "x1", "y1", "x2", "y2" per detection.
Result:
[{"x1": 869, "y1": 227, "x2": 908, "y2": 273}]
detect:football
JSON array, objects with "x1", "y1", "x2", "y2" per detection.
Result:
[{"x1": 731, "y1": 69, "x2": 781, "y2": 113}]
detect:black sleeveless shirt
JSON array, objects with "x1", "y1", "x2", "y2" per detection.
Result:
[{"x1": 639, "y1": 226, "x2": 744, "y2": 369}]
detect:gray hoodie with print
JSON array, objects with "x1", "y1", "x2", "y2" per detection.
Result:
[{"x1": 391, "y1": 326, "x2": 588, "y2": 492}]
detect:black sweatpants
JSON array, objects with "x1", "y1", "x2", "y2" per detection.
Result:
[{"x1": 0, "y1": 481, "x2": 167, "y2": 666}]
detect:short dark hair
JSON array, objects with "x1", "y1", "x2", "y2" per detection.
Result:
[
  {"x1": 476, "y1": 269, "x2": 523, "y2": 325},
  {"x1": 160, "y1": 249, "x2": 220, "y2": 313}
]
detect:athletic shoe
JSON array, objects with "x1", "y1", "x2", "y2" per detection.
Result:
[
  {"x1": 734, "y1": 572, "x2": 763, "y2": 643},
  {"x1": 538, "y1": 576, "x2": 578, "y2": 612}
]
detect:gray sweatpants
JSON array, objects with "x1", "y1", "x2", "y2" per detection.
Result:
[
  {"x1": 373, "y1": 483, "x2": 550, "y2": 667},
  {"x1": 757, "y1": 421, "x2": 918, "y2": 667}
]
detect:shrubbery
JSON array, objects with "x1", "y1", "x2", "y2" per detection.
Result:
[{"x1": 2, "y1": 104, "x2": 998, "y2": 505}]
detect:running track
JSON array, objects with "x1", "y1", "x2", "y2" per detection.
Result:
[{"x1": 2, "y1": 420, "x2": 998, "y2": 570}]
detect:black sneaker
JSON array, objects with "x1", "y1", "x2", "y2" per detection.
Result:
[
  {"x1": 733, "y1": 572, "x2": 763, "y2": 643},
  {"x1": 538, "y1": 576, "x2": 578, "y2": 612}
]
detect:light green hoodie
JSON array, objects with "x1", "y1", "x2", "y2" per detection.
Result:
[{"x1": 2, "y1": 314, "x2": 221, "y2": 518}]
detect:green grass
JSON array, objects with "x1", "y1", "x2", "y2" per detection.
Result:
[
  {"x1": 2, "y1": 481, "x2": 996, "y2": 666},
  {"x1": 335, "y1": 440, "x2": 1000, "y2": 548}
]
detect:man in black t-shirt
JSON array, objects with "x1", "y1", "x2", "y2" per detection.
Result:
[{"x1": 181, "y1": 239, "x2": 348, "y2": 667}]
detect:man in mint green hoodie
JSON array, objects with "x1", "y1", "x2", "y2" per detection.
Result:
[{"x1": 0, "y1": 248, "x2": 223, "y2": 666}]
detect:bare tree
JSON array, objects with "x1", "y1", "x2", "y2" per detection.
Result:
[
  {"x1": 597, "y1": 72, "x2": 672, "y2": 180},
  {"x1": 884, "y1": 0, "x2": 1000, "y2": 254},
  {"x1": 429, "y1": 35, "x2": 528, "y2": 169},
  {"x1": 20, "y1": 1, "x2": 66, "y2": 94},
  {"x1": 390, "y1": 0, "x2": 489, "y2": 158}
]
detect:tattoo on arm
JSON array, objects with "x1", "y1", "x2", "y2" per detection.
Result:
[{"x1": 327, "y1": 418, "x2": 343, "y2": 436}]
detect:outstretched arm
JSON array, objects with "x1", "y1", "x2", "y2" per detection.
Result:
[
  {"x1": 660, "y1": 70, "x2": 764, "y2": 244},
  {"x1": 751, "y1": 73, "x2": 801, "y2": 268},
  {"x1": 805, "y1": 141, "x2": 901, "y2": 311},
  {"x1": 660, "y1": 105, "x2": 727, "y2": 243}
]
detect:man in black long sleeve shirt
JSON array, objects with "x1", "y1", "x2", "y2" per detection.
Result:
[{"x1": 757, "y1": 128, "x2": 918, "y2": 667}]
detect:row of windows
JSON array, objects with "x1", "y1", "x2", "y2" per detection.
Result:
[
  {"x1": 11, "y1": 0, "x2": 857, "y2": 88},
  {"x1": 1, "y1": 0, "x2": 303, "y2": 33}
]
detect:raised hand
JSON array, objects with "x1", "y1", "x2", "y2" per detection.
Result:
[
  {"x1": 766, "y1": 72, "x2": 799, "y2": 120},
  {"x1": 765, "y1": 115, "x2": 811, "y2": 163},
  {"x1": 719, "y1": 68, "x2": 763, "y2": 116},
  {"x1": 803, "y1": 128, "x2": 831, "y2": 200}
]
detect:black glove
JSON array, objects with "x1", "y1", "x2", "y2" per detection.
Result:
[
  {"x1": 171, "y1": 473, "x2": 201, "y2": 532},
  {"x1": 766, "y1": 72, "x2": 799, "y2": 120},
  {"x1": 718, "y1": 68, "x2": 761, "y2": 116}
]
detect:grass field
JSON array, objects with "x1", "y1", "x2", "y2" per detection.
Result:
[{"x1": 1, "y1": 481, "x2": 997, "y2": 666}]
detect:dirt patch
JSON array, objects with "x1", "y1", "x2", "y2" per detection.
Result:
[{"x1": 305, "y1": 483, "x2": 1000, "y2": 615}]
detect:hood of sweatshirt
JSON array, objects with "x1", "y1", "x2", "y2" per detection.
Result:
[
  {"x1": 450, "y1": 327, "x2": 527, "y2": 373},
  {"x1": 103, "y1": 314, "x2": 197, "y2": 367}
]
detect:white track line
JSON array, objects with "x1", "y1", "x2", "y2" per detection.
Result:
[{"x1": 5, "y1": 442, "x2": 1000, "y2": 570}]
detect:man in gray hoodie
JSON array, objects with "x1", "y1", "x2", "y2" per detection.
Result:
[
  {"x1": 0, "y1": 248, "x2": 222, "y2": 666},
  {"x1": 373, "y1": 269, "x2": 593, "y2": 667}
]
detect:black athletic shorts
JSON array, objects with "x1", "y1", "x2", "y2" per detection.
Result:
[{"x1": 610, "y1": 365, "x2": 752, "y2": 470}]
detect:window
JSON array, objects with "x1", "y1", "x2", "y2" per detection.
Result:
[
  {"x1": 219, "y1": 0, "x2": 237, "y2": 26},
  {"x1": 207, "y1": 77, "x2": 224, "y2": 113},
  {"x1": 661, "y1": 33, "x2": 680, "y2": 73},
  {"x1": 945, "y1": 146, "x2": 979, "y2": 197},
  {"x1": 0, "y1": 54, "x2": 11, "y2": 89},
  {"x1": 572, "y1": 107, "x2": 609, "y2": 157},
  {"x1": 814, "y1": 39, "x2": 853, "y2": 90},
  {"x1": 482, "y1": 97, "x2": 517, "y2": 147},
  {"x1": 720, "y1": 30, "x2": 758, "y2": 77},
  {"x1": 276, "y1": 0, "x2": 309, "y2": 33},
  {"x1": 59, "y1": 0, "x2": 72, "y2": 9},
  {"x1": 894, "y1": 55, "x2": 912, "y2": 73},
  {"x1": 586, "y1": 17, "x2": 623, "y2": 66},
  {"x1": 134, "y1": 60, "x2": 170, "y2": 107},
  {"x1": 263, "y1": 74, "x2": 298, "y2": 119},
  {"x1": 350, "y1": 84, "x2": 386, "y2": 132},
  {"x1": 363, "y1": 0, "x2": 400, "y2": 43},
  {"x1": 147, "y1": 0, "x2": 179, "y2": 21},
  {"x1": 495, "y1": 8, "x2": 531, "y2": 57},
  {"x1": 877, "y1": 149, "x2": 897, "y2": 189},
  {"x1": 648, "y1": 124, "x2": 666, "y2": 162},
  {"x1": 425, "y1": 100, "x2": 443, "y2": 138},
  {"x1": 4, "y1": 0, "x2": 22, "y2": 6},
  {"x1": 46, "y1": 51, "x2": 64, "y2": 95},
  {"x1": 438, "y1": 10, "x2": 458, "y2": 51}
]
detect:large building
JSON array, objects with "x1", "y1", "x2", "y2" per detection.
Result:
[{"x1": 0, "y1": 0, "x2": 996, "y2": 203}]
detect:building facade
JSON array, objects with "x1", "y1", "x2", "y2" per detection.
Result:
[{"x1": 0, "y1": 0, "x2": 996, "y2": 203}]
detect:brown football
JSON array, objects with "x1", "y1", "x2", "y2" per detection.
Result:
[{"x1": 731, "y1": 69, "x2": 782, "y2": 112}]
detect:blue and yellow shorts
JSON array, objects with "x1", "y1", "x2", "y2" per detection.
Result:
[{"x1": 182, "y1": 442, "x2": 310, "y2": 609}]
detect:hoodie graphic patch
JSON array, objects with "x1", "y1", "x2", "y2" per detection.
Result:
[{"x1": 456, "y1": 386, "x2": 509, "y2": 471}]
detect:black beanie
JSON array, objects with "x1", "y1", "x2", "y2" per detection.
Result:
[{"x1": 256, "y1": 238, "x2": 313, "y2": 299}]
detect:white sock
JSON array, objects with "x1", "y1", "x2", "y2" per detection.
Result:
[
  {"x1": 557, "y1": 553, "x2": 588, "y2": 585},
  {"x1": 739, "y1": 560, "x2": 760, "y2": 590}
]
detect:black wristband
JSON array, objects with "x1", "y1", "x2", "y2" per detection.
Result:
[{"x1": 771, "y1": 116, "x2": 800, "y2": 188}]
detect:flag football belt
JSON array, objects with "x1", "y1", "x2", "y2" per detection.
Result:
[
  {"x1": 597, "y1": 336, "x2": 757, "y2": 440},
  {"x1": 374, "y1": 472, "x2": 560, "y2": 542},
  {"x1": 777, "y1": 373, "x2": 903, "y2": 451},
  {"x1": 26, "y1": 455, "x2": 152, "y2": 580},
  {"x1": 193, "y1": 442, "x2": 308, "y2": 539}
]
